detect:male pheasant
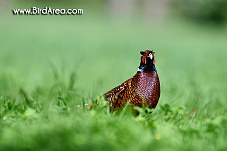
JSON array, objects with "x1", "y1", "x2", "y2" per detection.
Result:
[{"x1": 104, "y1": 50, "x2": 160, "y2": 111}]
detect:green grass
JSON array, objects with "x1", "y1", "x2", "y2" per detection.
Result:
[{"x1": 0, "y1": 16, "x2": 227, "y2": 151}]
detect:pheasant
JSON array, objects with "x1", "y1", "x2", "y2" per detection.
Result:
[{"x1": 104, "y1": 50, "x2": 160, "y2": 111}]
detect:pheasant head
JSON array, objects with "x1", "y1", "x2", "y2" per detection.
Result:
[{"x1": 138, "y1": 50, "x2": 156, "y2": 72}]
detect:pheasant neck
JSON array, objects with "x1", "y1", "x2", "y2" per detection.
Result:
[{"x1": 138, "y1": 63, "x2": 156, "y2": 72}]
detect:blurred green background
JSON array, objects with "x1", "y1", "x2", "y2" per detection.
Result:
[{"x1": 0, "y1": 0, "x2": 227, "y2": 151}]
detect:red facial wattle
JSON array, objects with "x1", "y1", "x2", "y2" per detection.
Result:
[{"x1": 142, "y1": 56, "x2": 147, "y2": 64}]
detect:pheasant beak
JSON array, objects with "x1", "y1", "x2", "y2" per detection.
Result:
[{"x1": 149, "y1": 53, "x2": 153, "y2": 60}]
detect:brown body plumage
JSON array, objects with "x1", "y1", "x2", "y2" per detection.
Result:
[{"x1": 104, "y1": 50, "x2": 160, "y2": 111}]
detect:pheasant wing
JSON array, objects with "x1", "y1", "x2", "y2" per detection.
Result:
[
  {"x1": 104, "y1": 78, "x2": 135, "y2": 108},
  {"x1": 104, "y1": 79, "x2": 131, "y2": 101}
]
